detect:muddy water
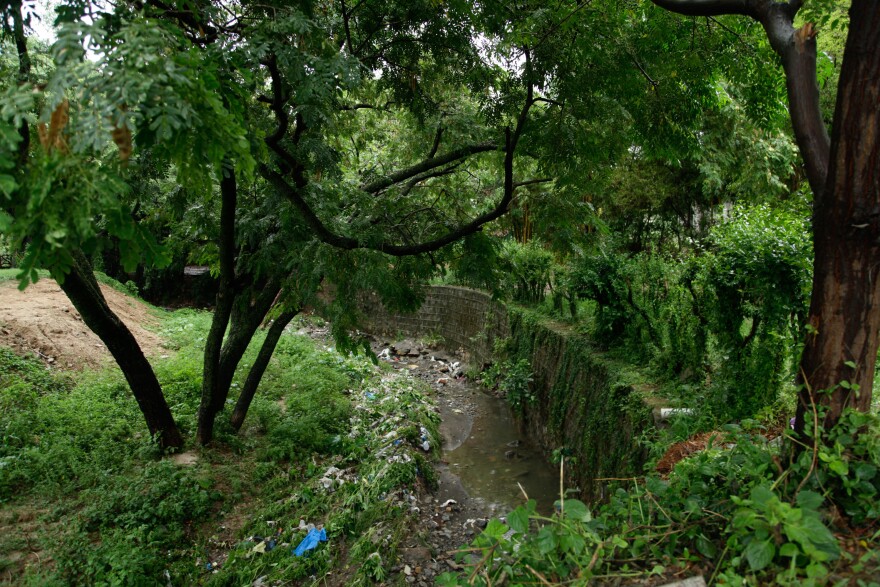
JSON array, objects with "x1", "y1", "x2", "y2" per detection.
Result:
[{"x1": 440, "y1": 380, "x2": 560, "y2": 516}]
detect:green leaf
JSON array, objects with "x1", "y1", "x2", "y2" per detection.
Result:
[
  {"x1": 695, "y1": 535, "x2": 717, "y2": 558},
  {"x1": 0, "y1": 174, "x2": 16, "y2": 197},
  {"x1": 507, "y1": 505, "x2": 530, "y2": 534},
  {"x1": 750, "y1": 485, "x2": 775, "y2": 507},
  {"x1": 828, "y1": 459, "x2": 849, "y2": 476},
  {"x1": 800, "y1": 516, "x2": 840, "y2": 559},
  {"x1": 854, "y1": 462, "x2": 877, "y2": 481},
  {"x1": 563, "y1": 499, "x2": 591, "y2": 522},
  {"x1": 536, "y1": 526, "x2": 558, "y2": 554},
  {"x1": 0, "y1": 210, "x2": 11, "y2": 232},
  {"x1": 559, "y1": 532, "x2": 586, "y2": 555},
  {"x1": 483, "y1": 519, "x2": 508, "y2": 541},
  {"x1": 745, "y1": 538, "x2": 775, "y2": 571},
  {"x1": 779, "y1": 543, "x2": 800, "y2": 558},
  {"x1": 806, "y1": 562, "x2": 829, "y2": 579},
  {"x1": 796, "y1": 490, "x2": 824, "y2": 511}
]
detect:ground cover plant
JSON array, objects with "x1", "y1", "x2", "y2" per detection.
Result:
[
  {"x1": 0, "y1": 294, "x2": 439, "y2": 585},
  {"x1": 443, "y1": 411, "x2": 880, "y2": 585}
]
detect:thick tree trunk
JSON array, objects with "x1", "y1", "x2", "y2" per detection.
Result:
[
  {"x1": 796, "y1": 1, "x2": 880, "y2": 430},
  {"x1": 57, "y1": 251, "x2": 183, "y2": 449},
  {"x1": 230, "y1": 308, "x2": 299, "y2": 431}
]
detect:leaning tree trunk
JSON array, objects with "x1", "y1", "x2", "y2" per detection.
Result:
[
  {"x1": 796, "y1": 2, "x2": 880, "y2": 431},
  {"x1": 230, "y1": 307, "x2": 299, "y2": 431},
  {"x1": 57, "y1": 250, "x2": 183, "y2": 449}
]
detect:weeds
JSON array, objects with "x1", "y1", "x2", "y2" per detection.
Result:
[
  {"x1": 1, "y1": 303, "x2": 439, "y2": 585},
  {"x1": 444, "y1": 410, "x2": 880, "y2": 585}
]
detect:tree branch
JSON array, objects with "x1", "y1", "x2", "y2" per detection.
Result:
[
  {"x1": 650, "y1": 0, "x2": 830, "y2": 199},
  {"x1": 649, "y1": 0, "x2": 759, "y2": 18},
  {"x1": 262, "y1": 164, "x2": 522, "y2": 256},
  {"x1": 428, "y1": 125, "x2": 444, "y2": 158},
  {"x1": 10, "y1": 1, "x2": 30, "y2": 165},
  {"x1": 359, "y1": 142, "x2": 501, "y2": 194},
  {"x1": 398, "y1": 163, "x2": 462, "y2": 198},
  {"x1": 338, "y1": 102, "x2": 393, "y2": 111},
  {"x1": 514, "y1": 178, "x2": 552, "y2": 189},
  {"x1": 340, "y1": 0, "x2": 354, "y2": 54}
]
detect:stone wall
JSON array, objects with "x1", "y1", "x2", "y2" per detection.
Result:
[
  {"x1": 359, "y1": 286, "x2": 653, "y2": 501},
  {"x1": 359, "y1": 286, "x2": 508, "y2": 368},
  {"x1": 505, "y1": 308, "x2": 653, "y2": 501}
]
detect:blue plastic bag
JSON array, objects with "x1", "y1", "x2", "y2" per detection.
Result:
[{"x1": 293, "y1": 528, "x2": 327, "y2": 557}]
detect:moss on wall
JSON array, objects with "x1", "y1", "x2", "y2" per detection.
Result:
[{"x1": 505, "y1": 307, "x2": 653, "y2": 501}]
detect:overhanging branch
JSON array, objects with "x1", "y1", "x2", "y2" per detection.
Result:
[
  {"x1": 359, "y1": 142, "x2": 501, "y2": 194},
  {"x1": 649, "y1": 0, "x2": 759, "y2": 18},
  {"x1": 650, "y1": 0, "x2": 830, "y2": 199}
]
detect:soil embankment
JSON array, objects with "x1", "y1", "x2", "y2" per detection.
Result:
[{"x1": 0, "y1": 279, "x2": 164, "y2": 370}]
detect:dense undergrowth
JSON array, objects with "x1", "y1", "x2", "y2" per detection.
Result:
[
  {"x1": 0, "y1": 297, "x2": 439, "y2": 586},
  {"x1": 443, "y1": 412, "x2": 880, "y2": 585}
]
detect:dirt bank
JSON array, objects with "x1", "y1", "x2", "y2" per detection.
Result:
[{"x1": 0, "y1": 278, "x2": 164, "y2": 370}]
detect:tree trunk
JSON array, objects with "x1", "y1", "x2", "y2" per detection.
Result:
[
  {"x1": 230, "y1": 308, "x2": 299, "y2": 431},
  {"x1": 796, "y1": 1, "x2": 880, "y2": 431},
  {"x1": 216, "y1": 283, "x2": 281, "y2": 394},
  {"x1": 57, "y1": 251, "x2": 183, "y2": 449},
  {"x1": 196, "y1": 163, "x2": 238, "y2": 445}
]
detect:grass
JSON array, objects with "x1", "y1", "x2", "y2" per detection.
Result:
[
  {"x1": 0, "y1": 297, "x2": 439, "y2": 585},
  {"x1": 0, "y1": 268, "x2": 50, "y2": 285}
]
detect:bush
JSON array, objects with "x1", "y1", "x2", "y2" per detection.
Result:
[
  {"x1": 696, "y1": 203, "x2": 811, "y2": 419},
  {"x1": 498, "y1": 240, "x2": 556, "y2": 304},
  {"x1": 444, "y1": 411, "x2": 880, "y2": 585}
]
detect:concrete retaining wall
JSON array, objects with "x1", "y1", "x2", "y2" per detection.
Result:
[{"x1": 359, "y1": 286, "x2": 508, "y2": 368}]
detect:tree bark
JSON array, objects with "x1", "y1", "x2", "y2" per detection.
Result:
[
  {"x1": 796, "y1": 1, "x2": 880, "y2": 430},
  {"x1": 196, "y1": 163, "x2": 238, "y2": 445},
  {"x1": 57, "y1": 251, "x2": 183, "y2": 449},
  {"x1": 214, "y1": 282, "x2": 281, "y2": 403},
  {"x1": 10, "y1": 0, "x2": 31, "y2": 165},
  {"x1": 230, "y1": 307, "x2": 299, "y2": 431}
]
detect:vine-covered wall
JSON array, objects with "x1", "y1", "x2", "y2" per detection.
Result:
[
  {"x1": 360, "y1": 286, "x2": 654, "y2": 501},
  {"x1": 505, "y1": 308, "x2": 653, "y2": 501}
]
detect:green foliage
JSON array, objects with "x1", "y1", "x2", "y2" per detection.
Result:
[
  {"x1": 569, "y1": 250, "x2": 631, "y2": 343},
  {"x1": 46, "y1": 461, "x2": 215, "y2": 586},
  {"x1": 497, "y1": 240, "x2": 556, "y2": 304},
  {"x1": 793, "y1": 409, "x2": 880, "y2": 524},
  {"x1": 696, "y1": 203, "x2": 812, "y2": 419},
  {"x1": 449, "y1": 411, "x2": 880, "y2": 585},
  {"x1": 481, "y1": 357, "x2": 535, "y2": 414},
  {"x1": 1, "y1": 298, "x2": 441, "y2": 585}
]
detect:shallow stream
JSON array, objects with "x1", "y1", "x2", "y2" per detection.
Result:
[{"x1": 438, "y1": 378, "x2": 560, "y2": 516}]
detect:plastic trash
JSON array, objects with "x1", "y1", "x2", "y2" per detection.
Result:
[{"x1": 293, "y1": 527, "x2": 327, "y2": 556}]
